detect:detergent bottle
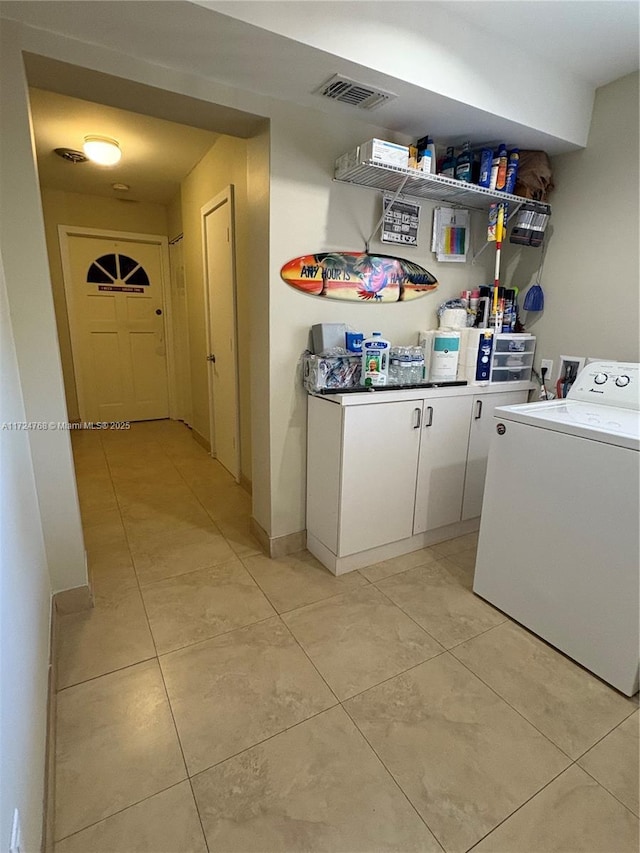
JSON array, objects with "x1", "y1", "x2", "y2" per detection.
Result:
[{"x1": 361, "y1": 332, "x2": 391, "y2": 386}]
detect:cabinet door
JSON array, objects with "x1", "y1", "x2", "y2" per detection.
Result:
[
  {"x1": 462, "y1": 390, "x2": 528, "y2": 520},
  {"x1": 414, "y1": 396, "x2": 474, "y2": 534},
  {"x1": 339, "y1": 400, "x2": 422, "y2": 556}
]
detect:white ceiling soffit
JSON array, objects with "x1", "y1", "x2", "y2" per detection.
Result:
[
  {"x1": 197, "y1": 0, "x2": 640, "y2": 147},
  {"x1": 29, "y1": 88, "x2": 220, "y2": 204},
  {"x1": 23, "y1": 54, "x2": 267, "y2": 140},
  {"x1": 201, "y1": 1, "x2": 640, "y2": 90},
  {"x1": 1, "y1": 1, "x2": 638, "y2": 153}
]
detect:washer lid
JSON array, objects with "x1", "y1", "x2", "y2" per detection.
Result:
[{"x1": 494, "y1": 400, "x2": 640, "y2": 450}]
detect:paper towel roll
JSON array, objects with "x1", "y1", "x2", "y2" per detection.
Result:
[{"x1": 439, "y1": 308, "x2": 468, "y2": 329}]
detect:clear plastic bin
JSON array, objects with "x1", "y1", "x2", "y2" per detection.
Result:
[
  {"x1": 491, "y1": 334, "x2": 535, "y2": 382},
  {"x1": 303, "y1": 353, "x2": 361, "y2": 392},
  {"x1": 493, "y1": 333, "x2": 536, "y2": 354}
]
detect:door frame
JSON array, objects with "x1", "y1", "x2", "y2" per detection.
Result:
[
  {"x1": 200, "y1": 185, "x2": 241, "y2": 480},
  {"x1": 58, "y1": 225, "x2": 177, "y2": 422}
]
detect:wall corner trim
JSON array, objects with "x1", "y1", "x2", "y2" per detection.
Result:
[
  {"x1": 53, "y1": 585, "x2": 93, "y2": 615},
  {"x1": 249, "y1": 517, "x2": 306, "y2": 559}
]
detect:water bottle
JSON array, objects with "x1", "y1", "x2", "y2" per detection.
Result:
[
  {"x1": 389, "y1": 348, "x2": 401, "y2": 385},
  {"x1": 398, "y1": 346, "x2": 414, "y2": 385},
  {"x1": 410, "y1": 346, "x2": 425, "y2": 383}
]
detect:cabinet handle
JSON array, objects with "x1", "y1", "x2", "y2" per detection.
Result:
[
  {"x1": 424, "y1": 405, "x2": 433, "y2": 427},
  {"x1": 413, "y1": 407, "x2": 421, "y2": 429},
  {"x1": 475, "y1": 400, "x2": 483, "y2": 420}
]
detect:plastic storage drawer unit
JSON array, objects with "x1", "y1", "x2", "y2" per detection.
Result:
[{"x1": 490, "y1": 334, "x2": 535, "y2": 383}]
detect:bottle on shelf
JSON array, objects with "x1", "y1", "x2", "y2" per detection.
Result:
[
  {"x1": 440, "y1": 146, "x2": 457, "y2": 178},
  {"x1": 495, "y1": 144, "x2": 508, "y2": 191},
  {"x1": 478, "y1": 148, "x2": 493, "y2": 188},
  {"x1": 455, "y1": 140, "x2": 473, "y2": 182},
  {"x1": 504, "y1": 148, "x2": 520, "y2": 194},
  {"x1": 416, "y1": 135, "x2": 437, "y2": 174}
]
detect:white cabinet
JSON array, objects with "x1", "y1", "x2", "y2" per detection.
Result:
[
  {"x1": 340, "y1": 400, "x2": 422, "y2": 555},
  {"x1": 307, "y1": 385, "x2": 531, "y2": 574},
  {"x1": 461, "y1": 390, "x2": 529, "y2": 521},
  {"x1": 414, "y1": 395, "x2": 473, "y2": 534}
]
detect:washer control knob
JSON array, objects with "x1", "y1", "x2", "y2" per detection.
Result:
[
  {"x1": 615, "y1": 375, "x2": 630, "y2": 387},
  {"x1": 594, "y1": 373, "x2": 608, "y2": 385}
]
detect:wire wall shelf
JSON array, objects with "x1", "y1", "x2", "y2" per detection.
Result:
[{"x1": 334, "y1": 160, "x2": 551, "y2": 214}]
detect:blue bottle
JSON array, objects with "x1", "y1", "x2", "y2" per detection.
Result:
[{"x1": 504, "y1": 149, "x2": 520, "y2": 194}]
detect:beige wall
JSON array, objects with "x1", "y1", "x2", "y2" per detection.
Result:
[
  {"x1": 515, "y1": 72, "x2": 639, "y2": 371},
  {"x1": 180, "y1": 135, "x2": 253, "y2": 482},
  {"x1": 267, "y1": 103, "x2": 496, "y2": 536},
  {"x1": 246, "y1": 123, "x2": 271, "y2": 524},
  {"x1": 40, "y1": 188, "x2": 169, "y2": 420},
  {"x1": 0, "y1": 25, "x2": 86, "y2": 596}
]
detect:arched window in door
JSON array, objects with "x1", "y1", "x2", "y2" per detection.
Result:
[{"x1": 87, "y1": 253, "x2": 150, "y2": 286}]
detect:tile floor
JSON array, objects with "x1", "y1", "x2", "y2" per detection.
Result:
[{"x1": 54, "y1": 419, "x2": 639, "y2": 852}]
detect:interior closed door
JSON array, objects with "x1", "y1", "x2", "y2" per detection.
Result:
[
  {"x1": 64, "y1": 234, "x2": 169, "y2": 422},
  {"x1": 202, "y1": 189, "x2": 240, "y2": 479}
]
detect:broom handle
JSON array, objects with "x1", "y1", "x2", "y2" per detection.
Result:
[{"x1": 492, "y1": 204, "x2": 505, "y2": 317}]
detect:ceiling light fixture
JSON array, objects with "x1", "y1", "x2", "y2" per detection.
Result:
[{"x1": 83, "y1": 135, "x2": 122, "y2": 166}]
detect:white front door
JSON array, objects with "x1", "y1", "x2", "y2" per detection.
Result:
[
  {"x1": 62, "y1": 232, "x2": 170, "y2": 422},
  {"x1": 202, "y1": 188, "x2": 240, "y2": 479}
]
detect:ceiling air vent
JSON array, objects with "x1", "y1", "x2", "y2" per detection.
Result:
[{"x1": 315, "y1": 74, "x2": 396, "y2": 111}]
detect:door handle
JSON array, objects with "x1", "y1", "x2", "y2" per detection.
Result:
[
  {"x1": 475, "y1": 399, "x2": 483, "y2": 420},
  {"x1": 206, "y1": 353, "x2": 216, "y2": 363},
  {"x1": 424, "y1": 405, "x2": 434, "y2": 427},
  {"x1": 413, "y1": 407, "x2": 421, "y2": 429}
]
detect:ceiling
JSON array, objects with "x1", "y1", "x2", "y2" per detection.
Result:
[
  {"x1": 4, "y1": 1, "x2": 638, "y2": 205},
  {"x1": 30, "y1": 88, "x2": 219, "y2": 204},
  {"x1": 202, "y1": 0, "x2": 639, "y2": 89},
  {"x1": 447, "y1": 1, "x2": 639, "y2": 87}
]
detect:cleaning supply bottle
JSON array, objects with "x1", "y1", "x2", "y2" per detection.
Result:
[
  {"x1": 416, "y1": 135, "x2": 437, "y2": 174},
  {"x1": 478, "y1": 148, "x2": 493, "y2": 187},
  {"x1": 361, "y1": 332, "x2": 391, "y2": 386},
  {"x1": 504, "y1": 148, "x2": 520, "y2": 194},
  {"x1": 495, "y1": 144, "x2": 508, "y2": 191},
  {"x1": 455, "y1": 140, "x2": 473, "y2": 182},
  {"x1": 425, "y1": 137, "x2": 436, "y2": 174},
  {"x1": 440, "y1": 146, "x2": 457, "y2": 179}
]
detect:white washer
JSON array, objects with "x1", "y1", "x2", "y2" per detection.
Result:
[{"x1": 473, "y1": 361, "x2": 640, "y2": 695}]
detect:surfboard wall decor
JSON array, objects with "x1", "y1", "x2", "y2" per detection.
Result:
[{"x1": 280, "y1": 252, "x2": 438, "y2": 302}]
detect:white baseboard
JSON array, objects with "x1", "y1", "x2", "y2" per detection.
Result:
[
  {"x1": 249, "y1": 517, "x2": 306, "y2": 559},
  {"x1": 307, "y1": 518, "x2": 480, "y2": 575}
]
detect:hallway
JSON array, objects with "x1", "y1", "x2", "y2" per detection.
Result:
[{"x1": 53, "y1": 421, "x2": 639, "y2": 852}]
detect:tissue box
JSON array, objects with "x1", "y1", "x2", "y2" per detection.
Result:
[{"x1": 311, "y1": 323, "x2": 347, "y2": 354}]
